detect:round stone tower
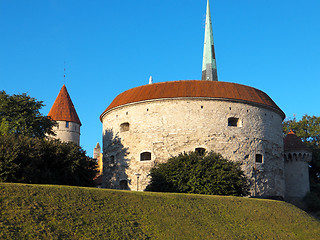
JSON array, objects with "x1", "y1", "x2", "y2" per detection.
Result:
[
  {"x1": 100, "y1": 80, "x2": 285, "y2": 197},
  {"x1": 99, "y1": 0, "x2": 286, "y2": 197},
  {"x1": 48, "y1": 84, "x2": 81, "y2": 145},
  {"x1": 284, "y1": 130, "x2": 311, "y2": 200}
]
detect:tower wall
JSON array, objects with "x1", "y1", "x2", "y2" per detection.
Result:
[
  {"x1": 102, "y1": 98, "x2": 285, "y2": 197},
  {"x1": 51, "y1": 120, "x2": 80, "y2": 145},
  {"x1": 284, "y1": 151, "x2": 311, "y2": 199}
]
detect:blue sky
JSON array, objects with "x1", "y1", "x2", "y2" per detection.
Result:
[{"x1": 1, "y1": 0, "x2": 319, "y2": 156}]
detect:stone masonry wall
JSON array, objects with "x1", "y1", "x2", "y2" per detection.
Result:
[
  {"x1": 51, "y1": 120, "x2": 80, "y2": 145},
  {"x1": 284, "y1": 151, "x2": 311, "y2": 199},
  {"x1": 102, "y1": 98, "x2": 285, "y2": 197}
]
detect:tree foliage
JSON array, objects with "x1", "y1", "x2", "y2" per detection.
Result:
[
  {"x1": 0, "y1": 134, "x2": 97, "y2": 186},
  {"x1": 283, "y1": 114, "x2": 320, "y2": 184},
  {"x1": 0, "y1": 91, "x2": 97, "y2": 187},
  {"x1": 145, "y1": 151, "x2": 249, "y2": 196},
  {"x1": 0, "y1": 91, "x2": 55, "y2": 138}
]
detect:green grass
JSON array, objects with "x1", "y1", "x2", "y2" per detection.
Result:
[{"x1": 0, "y1": 183, "x2": 319, "y2": 239}]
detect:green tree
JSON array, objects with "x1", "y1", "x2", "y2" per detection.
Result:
[
  {"x1": 0, "y1": 91, "x2": 97, "y2": 187},
  {"x1": 283, "y1": 114, "x2": 320, "y2": 184},
  {"x1": 0, "y1": 91, "x2": 55, "y2": 138},
  {"x1": 145, "y1": 151, "x2": 249, "y2": 196},
  {"x1": 0, "y1": 134, "x2": 97, "y2": 186}
]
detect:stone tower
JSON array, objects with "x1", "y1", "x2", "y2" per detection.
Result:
[
  {"x1": 100, "y1": 0, "x2": 286, "y2": 197},
  {"x1": 202, "y1": 0, "x2": 218, "y2": 81},
  {"x1": 284, "y1": 130, "x2": 312, "y2": 200},
  {"x1": 93, "y1": 142, "x2": 103, "y2": 175},
  {"x1": 48, "y1": 85, "x2": 81, "y2": 145}
]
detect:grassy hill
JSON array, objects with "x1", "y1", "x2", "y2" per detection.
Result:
[{"x1": 0, "y1": 183, "x2": 319, "y2": 239}]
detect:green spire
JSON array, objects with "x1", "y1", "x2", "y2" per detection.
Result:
[{"x1": 202, "y1": 0, "x2": 218, "y2": 81}]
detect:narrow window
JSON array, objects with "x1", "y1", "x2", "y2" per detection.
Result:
[
  {"x1": 66, "y1": 121, "x2": 69, "y2": 128},
  {"x1": 195, "y1": 148, "x2": 206, "y2": 156},
  {"x1": 120, "y1": 180, "x2": 129, "y2": 190},
  {"x1": 255, "y1": 154, "x2": 263, "y2": 163},
  {"x1": 110, "y1": 155, "x2": 115, "y2": 164},
  {"x1": 120, "y1": 122, "x2": 130, "y2": 132},
  {"x1": 140, "y1": 152, "x2": 151, "y2": 161},
  {"x1": 228, "y1": 117, "x2": 239, "y2": 127}
]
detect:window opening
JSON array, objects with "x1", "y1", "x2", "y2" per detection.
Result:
[
  {"x1": 120, "y1": 180, "x2": 129, "y2": 190},
  {"x1": 255, "y1": 154, "x2": 263, "y2": 163},
  {"x1": 228, "y1": 117, "x2": 239, "y2": 127},
  {"x1": 195, "y1": 148, "x2": 206, "y2": 156},
  {"x1": 120, "y1": 122, "x2": 130, "y2": 132},
  {"x1": 110, "y1": 155, "x2": 115, "y2": 164},
  {"x1": 66, "y1": 121, "x2": 69, "y2": 128},
  {"x1": 140, "y1": 152, "x2": 151, "y2": 161}
]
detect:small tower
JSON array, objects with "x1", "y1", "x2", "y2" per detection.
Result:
[
  {"x1": 48, "y1": 85, "x2": 81, "y2": 145},
  {"x1": 93, "y1": 142, "x2": 103, "y2": 187},
  {"x1": 284, "y1": 130, "x2": 312, "y2": 200},
  {"x1": 202, "y1": 0, "x2": 218, "y2": 81},
  {"x1": 93, "y1": 142, "x2": 103, "y2": 175}
]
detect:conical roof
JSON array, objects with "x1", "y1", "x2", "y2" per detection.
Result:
[
  {"x1": 48, "y1": 85, "x2": 81, "y2": 126},
  {"x1": 284, "y1": 130, "x2": 310, "y2": 152}
]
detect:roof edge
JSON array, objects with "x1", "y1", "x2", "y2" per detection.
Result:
[{"x1": 100, "y1": 96, "x2": 285, "y2": 122}]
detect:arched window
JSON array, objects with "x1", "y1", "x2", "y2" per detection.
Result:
[
  {"x1": 293, "y1": 153, "x2": 297, "y2": 160},
  {"x1": 120, "y1": 180, "x2": 129, "y2": 190},
  {"x1": 228, "y1": 117, "x2": 239, "y2": 127},
  {"x1": 120, "y1": 122, "x2": 130, "y2": 132},
  {"x1": 255, "y1": 154, "x2": 263, "y2": 163},
  {"x1": 140, "y1": 152, "x2": 151, "y2": 161},
  {"x1": 195, "y1": 148, "x2": 206, "y2": 156}
]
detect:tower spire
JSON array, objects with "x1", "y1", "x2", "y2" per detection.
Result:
[{"x1": 202, "y1": 0, "x2": 218, "y2": 81}]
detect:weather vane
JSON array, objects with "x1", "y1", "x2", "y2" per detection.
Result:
[{"x1": 63, "y1": 61, "x2": 66, "y2": 84}]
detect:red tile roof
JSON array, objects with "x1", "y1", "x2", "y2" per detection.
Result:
[
  {"x1": 284, "y1": 130, "x2": 310, "y2": 152},
  {"x1": 48, "y1": 85, "x2": 81, "y2": 125},
  {"x1": 100, "y1": 80, "x2": 285, "y2": 121}
]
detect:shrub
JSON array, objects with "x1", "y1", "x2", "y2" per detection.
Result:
[{"x1": 145, "y1": 151, "x2": 249, "y2": 196}]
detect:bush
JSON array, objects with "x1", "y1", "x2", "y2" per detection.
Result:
[
  {"x1": 145, "y1": 151, "x2": 249, "y2": 196},
  {"x1": 0, "y1": 134, "x2": 97, "y2": 187}
]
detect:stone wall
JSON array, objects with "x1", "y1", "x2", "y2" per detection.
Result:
[
  {"x1": 284, "y1": 151, "x2": 311, "y2": 199},
  {"x1": 102, "y1": 98, "x2": 285, "y2": 197},
  {"x1": 51, "y1": 120, "x2": 80, "y2": 145}
]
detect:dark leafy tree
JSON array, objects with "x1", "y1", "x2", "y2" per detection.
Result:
[
  {"x1": 145, "y1": 151, "x2": 249, "y2": 196},
  {"x1": 0, "y1": 91, "x2": 55, "y2": 138},
  {"x1": 0, "y1": 91, "x2": 97, "y2": 186},
  {"x1": 0, "y1": 134, "x2": 97, "y2": 186}
]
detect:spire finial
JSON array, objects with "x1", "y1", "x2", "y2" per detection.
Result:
[
  {"x1": 202, "y1": 0, "x2": 218, "y2": 81},
  {"x1": 149, "y1": 76, "x2": 153, "y2": 84}
]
